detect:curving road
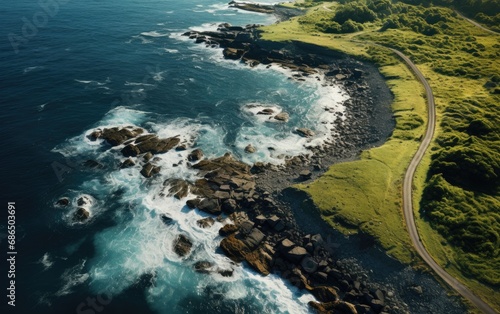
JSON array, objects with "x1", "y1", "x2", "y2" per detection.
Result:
[
  {"x1": 392, "y1": 48, "x2": 498, "y2": 314},
  {"x1": 454, "y1": 10, "x2": 499, "y2": 35}
]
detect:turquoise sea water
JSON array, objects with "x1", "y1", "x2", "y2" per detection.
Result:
[{"x1": 0, "y1": 1, "x2": 466, "y2": 313}]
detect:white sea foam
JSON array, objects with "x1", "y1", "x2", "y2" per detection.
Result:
[
  {"x1": 56, "y1": 259, "x2": 89, "y2": 296},
  {"x1": 23, "y1": 66, "x2": 44, "y2": 74},
  {"x1": 39, "y1": 252, "x2": 54, "y2": 270},
  {"x1": 140, "y1": 31, "x2": 170, "y2": 38},
  {"x1": 164, "y1": 48, "x2": 179, "y2": 53}
]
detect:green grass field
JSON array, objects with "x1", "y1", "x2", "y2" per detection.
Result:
[{"x1": 261, "y1": 0, "x2": 499, "y2": 311}]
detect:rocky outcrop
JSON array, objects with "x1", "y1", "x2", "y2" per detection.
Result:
[
  {"x1": 56, "y1": 198, "x2": 69, "y2": 207},
  {"x1": 296, "y1": 128, "x2": 315, "y2": 138},
  {"x1": 140, "y1": 162, "x2": 161, "y2": 178},
  {"x1": 245, "y1": 144, "x2": 256, "y2": 153},
  {"x1": 188, "y1": 149, "x2": 204, "y2": 162},
  {"x1": 173, "y1": 234, "x2": 193, "y2": 257},
  {"x1": 73, "y1": 207, "x2": 90, "y2": 222},
  {"x1": 273, "y1": 112, "x2": 289, "y2": 122},
  {"x1": 197, "y1": 217, "x2": 215, "y2": 228},
  {"x1": 122, "y1": 135, "x2": 180, "y2": 157},
  {"x1": 89, "y1": 126, "x2": 144, "y2": 146},
  {"x1": 163, "y1": 179, "x2": 191, "y2": 199}
]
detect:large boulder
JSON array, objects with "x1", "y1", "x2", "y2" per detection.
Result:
[
  {"x1": 188, "y1": 149, "x2": 204, "y2": 162},
  {"x1": 245, "y1": 246, "x2": 273, "y2": 276},
  {"x1": 173, "y1": 234, "x2": 193, "y2": 257},
  {"x1": 56, "y1": 198, "x2": 69, "y2": 207},
  {"x1": 223, "y1": 47, "x2": 244, "y2": 60},
  {"x1": 220, "y1": 234, "x2": 250, "y2": 262},
  {"x1": 273, "y1": 112, "x2": 289, "y2": 122},
  {"x1": 219, "y1": 224, "x2": 239, "y2": 236},
  {"x1": 135, "y1": 136, "x2": 180, "y2": 155},
  {"x1": 140, "y1": 163, "x2": 161, "y2": 178},
  {"x1": 284, "y1": 246, "x2": 308, "y2": 263},
  {"x1": 73, "y1": 207, "x2": 90, "y2": 222},
  {"x1": 197, "y1": 198, "x2": 221, "y2": 215},
  {"x1": 164, "y1": 179, "x2": 191, "y2": 199},
  {"x1": 296, "y1": 128, "x2": 315, "y2": 138},
  {"x1": 241, "y1": 228, "x2": 265, "y2": 250},
  {"x1": 90, "y1": 126, "x2": 144, "y2": 146},
  {"x1": 310, "y1": 286, "x2": 339, "y2": 303},
  {"x1": 197, "y1": 217, "x2": 215, "y2": 229}
]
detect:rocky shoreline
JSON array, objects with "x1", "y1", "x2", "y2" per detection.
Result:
[
  {"x1": 55, "y1": 8, "x2": 401, "y2": 314},
  {"x1": 54, "y1": 20, "x2": 401, "y2": 314}
]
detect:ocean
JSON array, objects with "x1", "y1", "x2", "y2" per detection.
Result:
[{"x1": 0, "y1": 1, "x2": 465, "y2": 313}]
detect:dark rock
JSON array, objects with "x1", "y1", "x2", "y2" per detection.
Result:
[
  {"x1": 188, "y1": 149, "x2": 204, "y2": 162},
  {"x1": 296, "y1": 128, "x2": 315, "y2": 137},
  {"x1": 92, "y1": 126, "x2": 144, "y2": 146},
  {"x1": 221, "y1": 199, "x2": 238, "y2": 213},
  {"x1": 73, "y1": 207, "x2": 90, "y2": 221},
  {"x1": 160, "y1": 214, "x2": 174, "y2": 225},
  {"x1": 56, "y1": 198, "x2": 69, "y2": 206},
  {"x1": 299, "y1": 170, "x2": 312, "y2": 180},
  {"x1": 250, "y1": 162, "x2": 267, "y2": 173},
  {"x1": 244, "y1": 144, "x2": 256, "y2": 153},
  {"x1": 194, "y1": 261, "x2": 213, "y2": 273},
  {"x1": 374, "y1": 289, "x2": 385, "y2": 302},
  {"x1": 120, "y1": 158, "x2": 136, "y2": 169},
  {"x1": 312, "y1": 271, "x2": 329, "y2": 283},
  {"x1": 173, "y1": 234, "x2": 193, "y2": 257},
  {"x1": 279, "y1": 238, "x2": 296, "y2": 252},
  {"x1": 257, "y1": 108, "x2": 274, "y2": 115},
  {"x1": 197, "y1": 217, "x2": 215, "y2": 228},
  {"x1": 121, "y1": 144, "x2": 141, "y2": 157},
  {"x1": 311, "y1": 286, "x2": 339, "y2": 303},
  {"x1": 223, "y1": 47, "x2": 244, "y2": 60},
  {"x1": 273, "y1": 112, "x2": 289, "y2": 122},
  {"x1": 140, "y1": 162, "x2": 161, "y2": 178},
  {"x1": 77, "y1": 196, "x2": 92, "y2": 206},
  {"x1": 218, "y1": 269, "x2": 234, "y2": 277},
  {"x1": 239, "y1": 220, "x2": 255, "y2": 235},
  {"x1": 165, "y1": 179, "x2": 190, "y2": 199},
  {"x1": 219, "y1": 224, "x2": 239, "y2": 236},
  {"x1": 245, "y1": 246, "x2": 273, "y2": 275},
  {"x1": 143, "y1": 152, "x2": 153, "y2": 162},
  {"x1": 198, "y1": 198, "x2": 221, "y2": 215},
  {"x1": 186, "y1": 198, "x2": 201, "y2": 209},
  {"x1": 370, "y1": 299, "x2": 385, "y2": 312},
  {"x1": 220, "y1": 234, "x2": 250, "y2": 262},
  {"x1": 135, "y1": 136, "x2": 180, "y2": 155},
  {"x1": 241, "y1": 228, "x2": 265, "y2": 249},
  {"x1": 284, "y1": 246, "x2": 308, "y2": 263}
]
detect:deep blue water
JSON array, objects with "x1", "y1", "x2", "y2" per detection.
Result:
[{"x1": 0, "y1": 1, "x2": 466, "y2": 313}]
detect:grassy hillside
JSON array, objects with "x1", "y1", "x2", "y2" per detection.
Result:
[{"x1": 261, "y1": 0, "x2": 499, "y2": 310}]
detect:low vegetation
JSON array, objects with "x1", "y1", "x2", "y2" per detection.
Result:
[{"x1": 262, "y1": 0, "x2": 499, "y2": 310}]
